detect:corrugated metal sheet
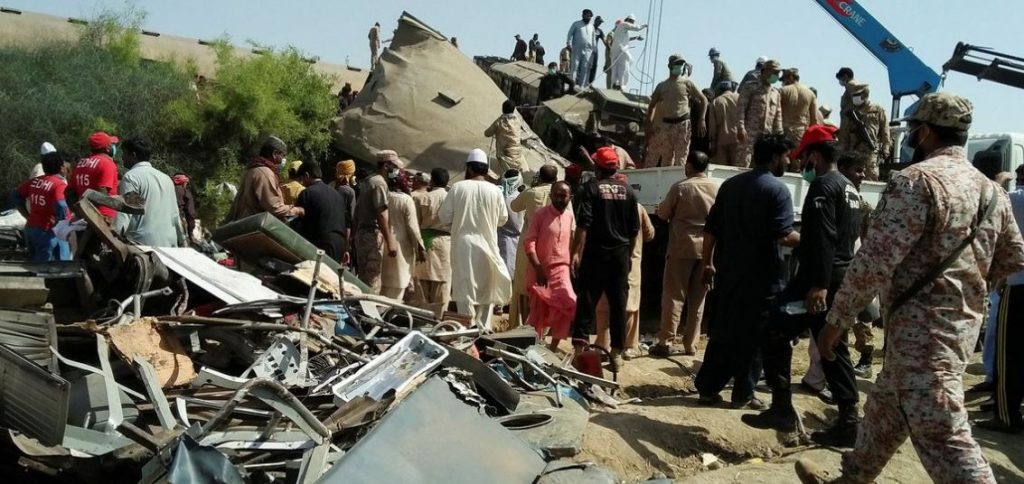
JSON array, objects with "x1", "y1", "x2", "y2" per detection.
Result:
[
  {"x1": 0, "y1": 343, "x2": 69, "y2": 446},
  {"x1": 0, "y1": 309, "x2": 58, "y2": 370}
]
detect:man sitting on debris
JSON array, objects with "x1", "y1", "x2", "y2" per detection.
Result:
[
  {"x1": 525, "y1": 181, "x2": 576, "y2": 351},
  {"x1": 538, "y1": 62, "x2": 575, "y2": 104},
  {"x1": 114, "y1": 138, "x2": 185, "y2": 248},
  {"x1": 484, "y1": 100, "x2": 525, "y2": 175},
  {"x1": 225, "y1": 136, "x2": 303, "y2": 223},
  {"x1": 439, "y1": 149, "x2": 512, "y2": 329},
  {"x1": 291, "y1": 161, "x2": 349, "y2": 265},
  {"x1": 354, "y1": 150, "x2": 403, "y2": 293},
  {"x1": 12, "y1": 150, "x2": 71, "y2": 261}
]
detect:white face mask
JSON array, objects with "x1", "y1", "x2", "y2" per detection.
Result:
[{"x1": 851, "y1": 95, "x2": 865, "y2": 107}]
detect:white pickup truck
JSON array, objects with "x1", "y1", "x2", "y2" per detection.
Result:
[
  {"x1": 624, "y1": 164, "x2": 887, "y2": 217},
  {"x1": 626, "y1": 132, "x2": 1024, "y2": 216}
]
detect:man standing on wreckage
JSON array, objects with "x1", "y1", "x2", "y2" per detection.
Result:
[{"x1": 439, "y1": 149, "x2": 512, "y2": 330}]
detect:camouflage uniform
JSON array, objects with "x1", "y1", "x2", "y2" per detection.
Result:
[
  {"x1": 817, "y1": 93, "x2": 1024, "y2": 484},
  {"x1": 355, "y1": 228, "x2": 384, "y2": 293},
  {"x1": 837, "y1": 84, "x2": 891, "y2": 181},
  {"x1": 644, "y1": 75, "x2": 706, "y2": 167},
  {"x1": 736, "y1": 79, "x2": 783, "y2": 167}
]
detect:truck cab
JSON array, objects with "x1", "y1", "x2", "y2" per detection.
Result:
[{"x1": 967, "y1": 132, "x2": 1024, "y2": 182}]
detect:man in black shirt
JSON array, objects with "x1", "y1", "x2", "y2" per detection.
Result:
[
  {"x1": 696, "y1": 134, "x2": 801, "y2": 409},
  {"x1": 571, "y1": 146, "x2": 641, "y2": 368},
  {"x1": 511, "y1": 35, "x2": 528, "y2": 61},
  {"x1": 292, "y1": 161, "x2": 350, "y2": 264},
  {"x1": 538, "y1": 62, "x2": 575, "y2": 104},
  {"x1": 741, "y1": 125, "x2": 862, "y2": 447}
]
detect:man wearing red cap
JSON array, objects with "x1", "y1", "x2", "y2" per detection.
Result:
[
  {"x1": 742, "y1": 125, "x2": 863, "y2": 447},
  {"x1": 73, "y1": 131, "x2": 121, "y2": 220},
  {"x1": 571, "y1": 146, "x2": 640, "y2": 368}
]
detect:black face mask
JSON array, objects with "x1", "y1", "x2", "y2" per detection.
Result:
[{"x1": 582, "y1": 18, "x2": 591, "y2": 24}]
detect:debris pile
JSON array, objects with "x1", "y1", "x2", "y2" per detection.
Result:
[{"x1": 0, "y1": 193, "x2": 642, "y2": 484}]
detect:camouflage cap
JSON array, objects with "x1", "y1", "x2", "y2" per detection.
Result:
[
  {"x1": 898, "y1": 92, "x2": 974, "y2": 130},
  {"x1": 783, "y1": 67, "x2": 799, "y2": 76},
  {"x1": 845, "y1": 80, "x2": 869, "y2": 95},
  {"x1": 668, "y1": 53, "x2": 686, "y2": 66},
  {"x1": 762, "y1": 59, "x2": 781, "y2": 72}
]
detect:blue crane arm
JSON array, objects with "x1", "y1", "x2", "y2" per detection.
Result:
[{"x1": 813, "y1": 0, "x2": 941, "y2": 99}]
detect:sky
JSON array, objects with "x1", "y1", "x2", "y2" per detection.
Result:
[{"x1": 8, "y1": 0, "x2": 1024, "y2": 133}]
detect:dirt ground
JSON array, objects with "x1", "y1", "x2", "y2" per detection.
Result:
[{"x1": 573, "y1": 329, "x2": 1024, "y2": 483}]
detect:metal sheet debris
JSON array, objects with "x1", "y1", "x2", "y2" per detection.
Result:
[
  {"x1": 0, "y1": 343, "x2": 69, "y2": 446},
  {"x1": 143, "y1": 246, "x2": 280, "y2": 305},
  {"x1": 331, "y1": 331, "x2": 448, "y2": 404}
]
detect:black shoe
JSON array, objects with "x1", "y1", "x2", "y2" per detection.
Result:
[
  {"x1": 974, "y1": 419, "x2": 1024, "y2": 434},
  {"x1": 811, "y1": 420, "x2": 859, "y2": 448},
  {"x1": 733, "y1": 396, "x2": 768, "y2": 411},
  {"x1": 967, "y1": 381, "x2": 995, "y2": 393},
  {"x1": 648, "y1": 343, "x2": 671, "y2": 358},
  {"x1": 741, "y1": 406, "x2": 798, "y2": 432},
  {"x1": 697, "y1": 394, "x2": 724, "y2": 406}
]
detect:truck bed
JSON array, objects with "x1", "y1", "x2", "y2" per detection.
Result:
[{"x1": 623, "y1": 164, "x2": 887, "y2": 217}]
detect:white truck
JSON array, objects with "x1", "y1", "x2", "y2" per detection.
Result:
[{"x1": 626, "y1": 132, "x2": 1024, "y2": 216}]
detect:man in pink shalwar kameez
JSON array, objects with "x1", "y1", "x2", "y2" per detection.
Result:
[{"x1": 524, "y1": 182, "x2": 576, "y2": 351}]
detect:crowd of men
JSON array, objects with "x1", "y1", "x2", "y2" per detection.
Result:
[
  {"x1": 10, "y1": 133, "x2": 197, "y2": 262},
  {"x1": 10, "y1": 20, "x2": 1024, "y2": 483}
]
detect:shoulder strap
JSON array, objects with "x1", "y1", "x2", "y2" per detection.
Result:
[{"x1": 888, "y1": 187, "x2": 1001, "y2": 317}]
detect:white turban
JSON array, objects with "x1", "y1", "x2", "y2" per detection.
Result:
[{"x1": 466, "y1": 148, "x2": 488, "y2": 165}]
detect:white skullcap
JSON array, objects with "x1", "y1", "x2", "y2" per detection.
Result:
[
  {"x1": 625, "y1": 14, "x2": 636, "y2": 21},
  {"x1": 466, "y1": 148, "x2": 488, "y2": 165},
  {"x1": 756, "y1": 55, "x2": 769, "y2": 64},
  {"x1": 40, "y1": 142, "x2": 57, "y2": 155}
]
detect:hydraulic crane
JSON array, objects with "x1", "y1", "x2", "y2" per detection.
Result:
[{"x1": 812, "y1": 0, "x2": 942, "y2": 120}]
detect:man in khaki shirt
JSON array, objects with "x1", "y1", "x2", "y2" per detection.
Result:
[
  {"x1": 411, "y1": 168, "x2": 452, "y2": 310},
  {"x1": 737, "y1": 59, "x2": 784, "y2": 167},
  {"x1": 837, "y1": 81, "x2": 891, "y2": 181},
  {"x1": 643, "y1": 54, "x2": 708, "y2": 168},
  {"x1": 708, "y1": 81, "x2": 741, "y2": 166},
  {"x1": 779, "y1": 68, "x2": 818, "y2": 148},
  {"x1": 651, "y1": 151, "x2": 719, "y2": 356}
]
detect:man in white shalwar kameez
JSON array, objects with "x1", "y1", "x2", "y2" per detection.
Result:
[
  {"x1": 608, "y1": 15, "x2": 647, "y2": 90},
  {"x1": 439, "y1": 149, "x2": 512, "y2": 329}
]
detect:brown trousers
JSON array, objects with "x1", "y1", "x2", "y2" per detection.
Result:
[{"x1": 658, "y1": 257, "x2": 707, "y2": 350}]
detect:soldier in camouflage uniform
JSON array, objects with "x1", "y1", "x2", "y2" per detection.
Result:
[
  {"x1": 837, "y1": 82, "x2": 891, "y2": 181},
  {"x1": 796, "y1": 92, "x2": 1024, "y2": 484},
  {"x1": 643, "y1": 54, "x2": 707, "y2": 168},
  {"x1": 736, "y1": 59, "x2": 784, "y2": 167}
]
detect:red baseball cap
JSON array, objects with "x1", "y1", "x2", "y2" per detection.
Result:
[
  {"x1": 790, "y1": 124, "x2": 837, "y2": 160},
  {"x1": 591, "y1": 146, "x2": 620, "y2": 170},
  {"x1": 88, "y1": 131, "x2": 120, "y2": 151}
]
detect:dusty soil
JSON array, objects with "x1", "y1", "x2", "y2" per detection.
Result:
[{"x1": 574, "y1": 329, "x2": 1024, "y2": 483}]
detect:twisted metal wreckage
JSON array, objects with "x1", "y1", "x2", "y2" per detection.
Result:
[{"x1": 0, "y1": 189, "x2": 669, "y2": 484}]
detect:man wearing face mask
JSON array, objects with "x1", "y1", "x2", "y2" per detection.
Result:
[
  {"x1": 835, "y1": 67, "x2": 855, "y2": 113},
  {"x1": 739, "y1": 56, "x2": 768, "y2": 97},
  {"x1": 566, "y1": 9, "x2": 597, "y2": 87},
  {"x1": 696, "y1": 134, "x2": 801, "y2": 410},
  {"x1": 796, "y1": 92, "x2": 1024, "y2": 484},
  {"x1": 837, "y1": 82, "x2": 890, "y2": 181},
  {"x1": 736, "y1": 59, "x2": 784, "y2": 168},
  {"x1": 643, "y1": 54, "x2": 708, "y2": 167},
  {"x1": 538, "y1": 62, "x2": 576, "y2": 103},
  {"x1": 354, "y1": 150, "x2": 404, "y2": 293},
  {"x1": 742, "y1": 125, "x2": 862, "y2": 446},
  {"x1": 226, "y1": 136, "x2": 303, "y2": 223}
]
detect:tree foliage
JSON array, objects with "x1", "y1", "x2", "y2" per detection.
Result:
[{"x1": 1, "y1": 7, "x2": 338, "y2": 229}]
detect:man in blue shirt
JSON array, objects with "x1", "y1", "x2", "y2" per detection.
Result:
[
  {"x1": 114, "y1": 138, "x2": 185, "y2": 247},
  {"x1": 695, "y1": 134, "x2": 800, "y2": 409}
]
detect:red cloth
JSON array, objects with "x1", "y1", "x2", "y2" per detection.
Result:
[
  {"x1": 790, "y1": 124, "x2": 838, "y2": 160},
  {"x1": 17, "y1": 174, "x2": 69, "y2": 230},
  {"x1": 73, "y1": 153, "x2": 119, "y2": 218},
  {"x1": 527, "y1": 264, "x2": 576, "y2": 340},
  {"x1": 564, "y1": 163, "x2": 583, "y2": 183},
  {"x1": 88, "y1": 131, "x2": 119, "y2": 151},
  {"x1": 172, "y1": 174, "x2": 190, "y2": 186},
  {"x1": 591, "y1": 146, "x2": 620, "y2": 169}
]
